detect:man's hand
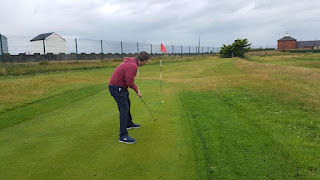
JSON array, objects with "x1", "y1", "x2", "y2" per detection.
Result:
[{"x1": 136, "y1": 89, "x2": 141, "y2": 97}]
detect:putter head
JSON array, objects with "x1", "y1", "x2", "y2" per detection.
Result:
[{"x1": 153, "y1": 118, "x2": 158, "y2": 121}]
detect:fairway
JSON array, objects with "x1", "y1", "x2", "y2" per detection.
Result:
[{"x1": 0, "y1": 54, "x2": 319, "y2": 179}]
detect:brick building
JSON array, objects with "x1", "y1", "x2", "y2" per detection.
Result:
[
  {"x1": 278, "y1": 33, "x2": 320, "y2": 50},
  {"x1": 277, "y1": 33, "x2": 297, "y2": 50}
]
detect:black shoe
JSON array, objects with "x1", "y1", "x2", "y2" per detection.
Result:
[
  {"x1": 127, "y1": 123, "x2": 141, "y2": 129},
  {"x1": 119, "y1": 135, "x2": 136, "y2": 144}
]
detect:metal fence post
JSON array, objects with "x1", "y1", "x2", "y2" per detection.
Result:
[
  {"x1": 101, "y1": 40, "x2": 104, "y2": 60},
  {"x1": 42, "y1": 38, "x2": 46, "y2": 60},
  {"x1": 0, "y1": 34, "x2": 4, "y2": 63},
  {"x1": 121, "y1": 41, "x2": 123, "y2": 55},
  {"x1": 75, "y1": 38, "x2": 79, "y2": 63},
  {"x1": 137, "y1": 42, "x2": 139, "y2": 54}
]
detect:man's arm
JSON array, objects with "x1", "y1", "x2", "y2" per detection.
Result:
[{"x1": 125, "y1": 65, "x2": 141, "y2": 97}]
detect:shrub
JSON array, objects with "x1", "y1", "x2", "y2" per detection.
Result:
[{"x1": 219, "y1": 39, "x2": 251, "y2": 58}]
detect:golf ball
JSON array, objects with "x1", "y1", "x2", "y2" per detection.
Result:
[{"x1": 162, "y1": 101, "x2": 164, "y2": 103}]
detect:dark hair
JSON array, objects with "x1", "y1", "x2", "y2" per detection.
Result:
[{"x1": 137, "y1": 51, "x2": 150, "y2": 61}]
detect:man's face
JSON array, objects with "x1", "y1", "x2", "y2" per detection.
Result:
[{"x1": 138, "y1": 60, "x2": 148, "y2": 67}]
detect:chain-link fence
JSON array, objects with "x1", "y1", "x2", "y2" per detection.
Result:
[
  {"x1": 0, "y1": 34, "x2": 222, "y2": 63},
  {"x1": 0, "y1": 34, "x2": 278, "y2": 63}
]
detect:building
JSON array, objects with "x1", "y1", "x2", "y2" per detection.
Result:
[
  {"x1": 278, "y1": 33, "x2": 320, "y2": 50},
  {"x1": 0, "y1": 34, "x2": 9, "y2": 55},
  {"x1": 277, "y1": 33, "x2": 297, "y2": 50},
  {"x1": 297, "y1": 41, "x2": 320, "y2": 49},
  {"x1": 30, "y1": 32, "x2": 66, "y2": 54}
]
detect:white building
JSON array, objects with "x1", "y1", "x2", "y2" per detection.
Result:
[
  {"x1": 0, "y1": 34, "x2": 9, "y2": 55},
  {"x1": 30, "y1": 32, "x2": 66, "y2": 54}
]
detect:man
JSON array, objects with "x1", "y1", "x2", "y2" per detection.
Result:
[{"x1": 108, "y1": 51, "x2": 150, "y2": 144}]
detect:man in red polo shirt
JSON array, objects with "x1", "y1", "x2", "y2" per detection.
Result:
[{"x1": 108, "y1": 51, "x2": 149, "y2": 144}]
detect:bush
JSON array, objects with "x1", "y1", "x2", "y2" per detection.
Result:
[{"x1": 219, "y1": 39, "x2": 251, "y2": 58}]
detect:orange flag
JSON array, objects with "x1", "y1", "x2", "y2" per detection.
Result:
[{"x1": 161, "y1": 44, "x2": 167, "y2": 53}]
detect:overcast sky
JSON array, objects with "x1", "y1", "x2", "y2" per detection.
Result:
[{"x1": 1, "y1": 0, "x2": 320, "y2": 47}]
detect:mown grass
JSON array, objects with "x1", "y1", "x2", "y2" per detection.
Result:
[
  {"x1": 180, "y1": 89, "x2": 319, "y2": 179},
  {"x1": 0, "y1": 84, "x2": 105, "y2": 129},
  {"x1": 0, "y1": 53, "x2": 319, "y2": 179},
  {"x1": 0, "y1": 80, "x2": 196, "y2": 179}
]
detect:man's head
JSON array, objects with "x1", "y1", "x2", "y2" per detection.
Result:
[{"x1": 137, "y1": 51, "x2": 150, "y2": 67}]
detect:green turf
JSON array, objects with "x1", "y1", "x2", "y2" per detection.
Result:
[
  {"x1": 0, "y1": 84, "x2": 106, "y2": 129},
  {"x1": 0, "y1": 79, "x2": 197, "y2": 179},
  {"x1": 0, "y1": 54, "x2": 319, "y2": 179},
  {"x1": 180, "y1": 89, "x2": 319, "y2": 179}
]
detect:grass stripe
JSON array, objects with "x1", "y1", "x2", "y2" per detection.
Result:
[
  {"x1": 180, "y1": 90, "x2": 319, "y2": 179},
  {"x1": 0, "y1": 84, "x2": 106, "y2": 130}
]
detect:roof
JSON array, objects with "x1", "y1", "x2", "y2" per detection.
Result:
[
  {"x1": 278, "y1": 36, "x2": 296, "y2": 41},
  {"x1": 0, "y1": 34, "x2": 7, "y2": 38},
  {"x1": 297, "y1": 40, "x2": 320, "y2": 47},
  {"x1": 30, "y1": 32, "x2": 55, "y2": 41}
]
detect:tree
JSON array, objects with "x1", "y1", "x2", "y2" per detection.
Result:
[{"x1": 219, "y1": 39, "x2": 251, "y2": 58}]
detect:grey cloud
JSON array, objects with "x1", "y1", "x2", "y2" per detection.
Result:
[{"x1": 1, "y1": 0, "x2": 320, "y2": 47}]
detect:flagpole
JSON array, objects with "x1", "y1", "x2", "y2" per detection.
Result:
[
  {"x1": 160, "y1": 58, "x2": 163, "y2": 92},
  {"x1": 160, "y1": 43, "x2": 167, "y2": 92}
]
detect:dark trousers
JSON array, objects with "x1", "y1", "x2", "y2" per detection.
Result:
[{"x1": 109, "y1": 85, "x2": 134, "y2": 138}]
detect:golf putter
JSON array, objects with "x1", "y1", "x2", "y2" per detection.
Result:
[{"x1": 140, "y1": 97, "x2": 158, "y2": 121}]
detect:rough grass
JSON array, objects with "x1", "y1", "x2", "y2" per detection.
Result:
[
  {"x1": 0, "y1": 53, "x2": 319, "y2": 179},
  {"x1": 0, "y1": 69, "x2": 107, "y2": 113},
  {"x1": 0, "y1": 55, "x2": 211, "y2": 76},
  {"x1": 246, "y1": 53, "x2": 320, "y2": 69},
  {"x1": 0, "y1": 60, "x2": 119, "y2": 75}
]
